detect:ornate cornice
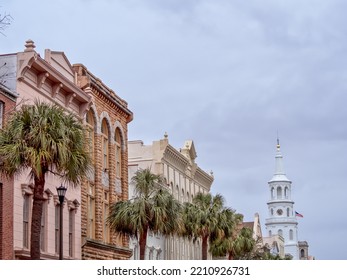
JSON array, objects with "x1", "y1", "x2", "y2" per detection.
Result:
[
  {"x1": 194, "y1": 167, "x2": 214, "y2": 187},
  {"x1": 163, "y1": 145, "x2": 188, "y2": 171},
  {"x1": 162, "y1": 144, "x2": 213, "y2": 188},
  {"x1": 73, "y1": 64, "x2": 133, "y2": 123}
]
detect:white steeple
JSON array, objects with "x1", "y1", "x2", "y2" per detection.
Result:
[{"x1": 265, "y1": 139, "x2": 299, "y2": 259}]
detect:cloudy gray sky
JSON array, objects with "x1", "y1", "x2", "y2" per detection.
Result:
[{"x1": 2, "y1": 0, "x2": 347, "y2": 260}]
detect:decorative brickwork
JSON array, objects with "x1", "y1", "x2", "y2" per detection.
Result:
[{"x1": 74, "y1": 64, "x2": 133, "y2": 260}]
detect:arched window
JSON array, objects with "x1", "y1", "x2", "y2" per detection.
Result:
[
  {"x1": 287, "y1": 208, "x2": 290, "y2": 217},
  {"x1": 284, "y1": 187, "x2": 289, "y2": 199},
  {"x1": 278, "y1": 229, "x2": 283, "y2": 237},
  {"x1": 101, "y1": 119, "x2": 110, "y2": 242},
  {"x1": 271, "y1": 208, "x2": 274, "y2": 216},
  {"x1": 300, "y1": 249, "x2": 305, "y2": 258},
  {"x1": 101, "y1": 119, "x2": 109, "y2": 171},
  {"x1": 115, "y1": 128, "x2": 122, "y2": 179},
  {"x1": 85, "y1": 110, "x2": 95, "y2": 163},
  {"x1": 269, "y1": 230, "x2": 272, "y2": 237},
  {"x1": 289, "y1": 229, "x2": 294, "y2": 240},
  {"x1": 271, "y1": 187, "x2": 275, "y2": 199},
  {"x1": 277, "y1": 186, "x2": 282, "y2": 199}
]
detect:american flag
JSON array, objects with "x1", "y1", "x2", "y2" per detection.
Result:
[{"x1": 295, "y1": 211, "x2": 303, "y2": 218}]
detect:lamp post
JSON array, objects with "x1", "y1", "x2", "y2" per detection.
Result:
[{"x1": 56, "y1": 185, "x2": 67, "y2": 260}]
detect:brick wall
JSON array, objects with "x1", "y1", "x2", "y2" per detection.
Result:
[
  {"x1": 74, "y1": 65, "x2": 133, "y2": 259},
  {"x1": 0, "y1": 89, "x2": 16, "y2": 259}
]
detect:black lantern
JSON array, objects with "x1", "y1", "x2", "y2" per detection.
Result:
[{"x1": 56, "y1": 185, "x2": 67, "y2": 204}]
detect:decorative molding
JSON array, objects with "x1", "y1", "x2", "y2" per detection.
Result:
[
  {"x1": 163, "y1": 145, "x2": 188, "y2": 172},
  {"x1": 52, "y1": 83, "x2": 63, "y2": 98},
  {"x1": 21, "y1": 184, "x2": 34, "y2": 196},
  {"x1": 113, "y1": 120, "x2": 126, "y2": 151},
  {"x1": 44, "y1": 188, "x2": 54, "y2": 203},
  {"x1": 65, "y1": 93, "x2": 76, "y2": 107},
  {"x1": 98, "y1": 111, "x2": 112, "y2": 137},
  {"x1": 53, "y1": 195, "x2": 66, "y2": 206},
  {"x1": 68, "y1": 199, "x2": 80, "y2": 213},
  {"x1": 37, "y1": 72, "x2": 49, "y2": 88}
]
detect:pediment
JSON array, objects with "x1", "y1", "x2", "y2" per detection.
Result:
[
  {"x1": 44, "y1": 49, "x2": 75, "y2": 83},
  {"x1": 182, "y1": 140, "x2": 197, "y2": 161}
]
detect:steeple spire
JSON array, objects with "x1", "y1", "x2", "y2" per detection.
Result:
[
  {"x1": 269, "y1": 138, "x2": 290, "y2": 182},
  {"x1": 276, "y1": 132, "x2": 280, "y2": 150}
]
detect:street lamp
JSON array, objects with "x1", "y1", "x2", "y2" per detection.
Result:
[{"x1": 56, "y1": 184, "x2": 67, "y2": 260}]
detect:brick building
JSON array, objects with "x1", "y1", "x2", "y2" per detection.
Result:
[
  {"x1": 73, "y1": 64, "x2": 133, "y2": 259},
  {"x1": 0, "y1": 83, "x2": 18, "y2": 259}
]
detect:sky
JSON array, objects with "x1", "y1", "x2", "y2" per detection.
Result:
[{"x1": 1, "y1": 0, "x2": 347, "y2": 260}]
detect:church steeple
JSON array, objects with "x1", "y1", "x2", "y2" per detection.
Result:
[{"x1": 265, "y1": 138, "x2": 299, "y2": 259}]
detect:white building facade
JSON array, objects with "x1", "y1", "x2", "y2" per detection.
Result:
[
  {"x1": 265, "y1": 140, "x2": 299, "y2": 259},
  {"x1": 128, "y1": 134, "x2": 214, "y2": 260}
]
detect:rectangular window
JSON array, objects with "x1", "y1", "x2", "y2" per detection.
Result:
[
  {"x1": 55, "y1": 205, "x2": 60, "y2": 254},
  {"x1": 103, "y1": 191, "x2": 109, "y2": 242},
  {"x1": 40, "y1": 201, "x2": 47, "y2": 252},
  {"x1": 69, "y1": 209, "x2": 75, "y2": 257},
  {"x1": 116, "y1": 145, "x2": 121, "y2": 177},
  {"x1": 87, "y1": 183, "x2": 95, "y2": 239},
  {"x1": 0, "y1": 102, "x2": 3, "y2": 129},
  {"x1": 133, "y1": 245, "x2": 139, "y2": 260},
  {"x1": 103, "y1": 138, "x2": 108, "y2": 169},
  {"x1": 23, "y1": 194, "x2": 31, "y2": 248},
  {"x1": 156, "y1": 250, "x2": 161, "y2": 260}
]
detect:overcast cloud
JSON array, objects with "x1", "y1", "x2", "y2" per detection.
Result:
[{"x1": 1, "y1": 0, "x2": 347, "y2": 260}]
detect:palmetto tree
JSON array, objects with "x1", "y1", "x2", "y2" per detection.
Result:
[
  {"x1": 107, "y1": 167, "x2": 182, "y2": 260},
  {"x1": 0, "y1": 101, "x2": 91, "y2": 259},
  {"x1": 182, "y1": 192, "x2": 237, "y2": 260},
  {"x1": 213, "y1": 226, "x2": 256, "y2": 260}
]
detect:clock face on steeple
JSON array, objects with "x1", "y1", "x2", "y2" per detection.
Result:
[{"x1": 277, "y1": 209, "x2": 283, "y2": 216}]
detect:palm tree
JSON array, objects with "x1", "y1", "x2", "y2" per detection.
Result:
[
  {"x1": 182, "y1": 192, "x2": 237, "y2": 260},
  {"x1": 0, "y1": 101, "x2": 91, "y2": 259},
  {"x1": 107, "y1": 167, "x2": 182, "y2": 260},
  {"x1": 209, "y1": 213, "x2": 244, "y2": 260},
  {"x1": 230, "y1": 227, "x2": 256, "y2": 259}
]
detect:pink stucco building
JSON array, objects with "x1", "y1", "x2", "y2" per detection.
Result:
[{"x1": 0, "y1": 40, "x2": 92, "y2": 259}]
